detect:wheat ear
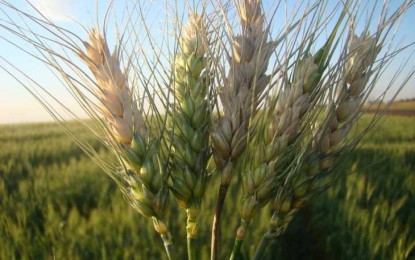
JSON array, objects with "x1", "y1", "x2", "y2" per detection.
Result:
[
  {"x1": 268, "y1": 31, "x2": 380, "y2": 246},
  {"x1": 211, "y1": 1, "x2": 276, "y2": 258},
  {"x1": 233, "y1": 7, "x2": 348, "y2": 248},
  {"x1": 311, "y1": 31, "x2": 379, "y2": 180},
  {"x1": 80, "y1": 29, "x2": 147, "y2": 145},
  {"x1": 169, "y1": 13, "x2": 210, "y2": 260},
  {"x1": 230, "y1": 52, "x2": 324, "y2": 259},
  {"x1": 80, "y1": 29, "x2": 174, "y2": 259}
]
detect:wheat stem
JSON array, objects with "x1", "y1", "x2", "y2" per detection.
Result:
[
  {"x1": 229, "y1": 220, "x2": 248, "y2": 260},
  {"x1": 211, "y1": 182, "x2": 230, "y2": 260},
  {"x1": 186, "y1": 227, "x2": 196, "y2": 260},
  {"x1": 187, "y1": 239, "x2": 194, "y2": 260},
  {"x1": 252, "y1": 231, "x2": 274, "y2": 260},
  {"x1": 186, "y1": 208, "x2": 198, "y2": 260},
  {"x1": 161, "y1": 233, "x2": 175, "y2": 260},
  {"x1": 229, "y1": 240, "x2": 243, "y2": 260}
]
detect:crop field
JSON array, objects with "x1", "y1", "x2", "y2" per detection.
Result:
[
  {"x1": 0, "y1": 115, "x2": 414, "y2": 259},
  {"x1": 364, "y1": 100, "x2": 415, "y2": 117}
]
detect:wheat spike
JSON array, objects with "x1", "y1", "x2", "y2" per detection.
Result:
[
  {"x1": 269, "y1": 31, "x2": 381, "y2": 237},
  {"x1": 317, "y1": 31, "x2": 379, "y2": 159},
  {"x1": 211, "y1": 2, "x2": 277, "y2": 258},
  {"x1": 169, "y1": 13, "x2": 210, "y2": 242},
  {"x1": 80, "y1": 30, "x2": 172, "y2": 245},
  {"x1": 80, "y1": 28, "x2": 147, "y2": 145},
  {"x1": 213, "y1": 0, "x2": 276, "y2": 180},
  {"x1": 237, "y1": 54, "x2": 322, "y2": 242}
]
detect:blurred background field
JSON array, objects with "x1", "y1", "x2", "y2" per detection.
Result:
[
  {"x1": 364, "y1": 98, "x2": 415, "y2": 117},
  {"x1": 0, "y1": 114, "x2": 414, "y2": 259}
]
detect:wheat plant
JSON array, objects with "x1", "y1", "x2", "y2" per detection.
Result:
[{"x1": 0, "y1": 0, "x2": 414, "y2": 259}]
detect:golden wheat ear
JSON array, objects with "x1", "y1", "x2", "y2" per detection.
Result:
[
  {"x1": 79, "y1": 29, "x2": 148, "y2": 146},
  {"x1": 210, "y1": 0, "x2": 278, "y2": 256},
  {"x1": 78, "y1": 28, "x2": 177, "y2": 258}
]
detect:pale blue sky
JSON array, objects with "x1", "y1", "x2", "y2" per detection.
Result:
[{"x1": 0, "y1": 0, "x2": 414, "y2": 124}]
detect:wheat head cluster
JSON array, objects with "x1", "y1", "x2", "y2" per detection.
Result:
[{"x1": 0, "y1": 0, "x2": 414, "y2": 259}]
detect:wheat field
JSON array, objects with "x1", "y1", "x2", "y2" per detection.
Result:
[{"x1": 0, "y1": 115, "x2": 414, "y2": 259}]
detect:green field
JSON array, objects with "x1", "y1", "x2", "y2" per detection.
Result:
[
  {"x1": 0, "y1": 116, "x2": 414, "y2": 259},
  {"x1": 364, "y1": 100, "x2": 415, "y2": 116}
]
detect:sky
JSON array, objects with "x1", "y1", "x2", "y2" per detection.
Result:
[
  {"x1": 0, "y1": 0, "x2": 415, "y2": 124},
  {"x1": 0, "y1": 0, "x2": 116, "y2": 123}
]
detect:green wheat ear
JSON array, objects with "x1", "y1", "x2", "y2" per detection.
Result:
[{"x1": 168, "y1": 12, "x2": 211, "y2": 260}]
